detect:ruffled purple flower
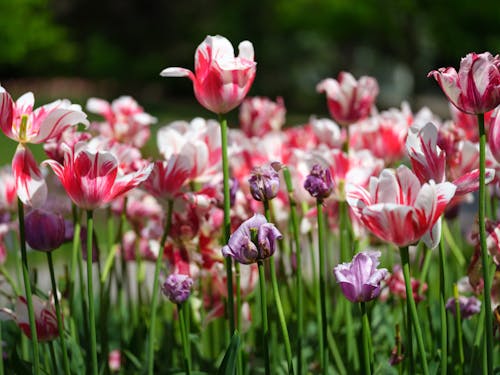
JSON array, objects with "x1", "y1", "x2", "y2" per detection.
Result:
[
  {"x1": 221, "y1": 214, "x2": 282, "y2": 264},
  {"x1": 161, "y1": 273, "x2": 194, "y2": 304},
  {"x1": 445, "y1": 295, "x2": 481, "y2": 319},
  {"x1": 333, "y1": 250, "x2": 388, "y2": 303},
  {"x1": 248, "y1": 163, "x2": 281, "y2": 202},
  {"x1": 304, "y1": 164, "x2": 334, "y2": 201}
]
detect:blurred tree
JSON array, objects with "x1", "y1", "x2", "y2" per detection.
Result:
[{"x1": 0, "y1": 0, "x2": 75, "y2": 76}]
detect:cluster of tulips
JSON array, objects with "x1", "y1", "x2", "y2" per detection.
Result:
[{"x1": 0, "y1": 35, "x2": 499, "y2": 374}]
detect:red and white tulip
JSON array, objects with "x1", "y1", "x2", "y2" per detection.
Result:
[{"x1": 161, "y1": 35, "x2": 256, "y2": 114}]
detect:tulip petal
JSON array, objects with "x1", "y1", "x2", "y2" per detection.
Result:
[
  {"x1": 12, "y1": 145, "x2": 47, "y2": 208},
  {"x1": 160, "y1": 67, "x2": 195, "y2": 81},
  {"x1": 453, "y1": 168, "x2": 495, "y2": 195},
  {"x1": 0, "y1": 88, "x2": 14, "y2": 140}
]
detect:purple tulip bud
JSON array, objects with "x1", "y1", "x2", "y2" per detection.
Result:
[
  {"x1": 248, "y1": 163, "x2": 281, "y2": 202},
  {"x1": 161, "y1": 273, "x2": 193, "y2": 304},
  {"x1": 445, "y1": 295, "x2": 481, "y2": 319},
  {"x1": 221, "y1": 214, "x2": 282, "y2": 264},
  {"x1": 24, "y1": 209, "x2": 65, "y2": 252},
  {"x1": 333, "y1": 250, "x2": 388, "y2": 303},
  {"x1": 304, "y1": 164, "x2": 334, "y2": 201}
]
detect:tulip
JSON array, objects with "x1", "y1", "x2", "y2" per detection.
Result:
[
  {"x1": 248, "y1": 162, "x2": 281, "y2": 202},
  {"x1": 0, "y1": 87, "x2": 89, "y2": 207},
  {"x1": 303, "y1": 164, "x2": 334, "y2": 202},
  {"x1": 24, "y1": 209, "x2": 65, "y2": 252},
  {"x1": 445, "y1": 296, "x2": 481, "y2": 319},
  {"x1": 334, "y1": 251, "x2": 388, "y2": 303},
  {"x1": 316, "y1": 71, "x2": 379, "y2": 126},
  {"x1": 346, "y1": 165, "x2": 456, "y2": 248},
  {"x1": 239, "y1": 97, "x2": 286, "y2": 137},
  {"x1": 0, "y1": 295, "x2": 58, "y2": 342},
  {"x1": 428, "y1": 52, "x2": 500, "y2": 115},
  {"x1": 161, "y1": 35, "x2": 256, "y2": 114},
  {"x1": 221, "y1": 214, "x2": 282, "y2": 265},
  {"x1": 161, "y1": 273, "x2": 194, "y2": 305},
  {"x1": 43, "y1": 142, "x2": 152, "y2": 210}
]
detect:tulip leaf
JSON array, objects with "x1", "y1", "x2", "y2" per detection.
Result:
[{"x1": 217, "y1": 331, "x2": 240, "y2": 375}]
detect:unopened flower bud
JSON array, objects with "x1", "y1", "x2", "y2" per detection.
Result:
[
  {"x1": 24, "y1": 209, "x2": 65, "y2": 252},
  {"x1": 249, "y1": 163, "x2": 281, "y2": 202},
  {"x1": 162, "y1": 273, "x2": 193, "y2": 304},
  {"x1": 304, "y1": 164, "x2": 333, "y2": 201}
]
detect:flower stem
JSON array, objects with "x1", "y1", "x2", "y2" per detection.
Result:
[
  {"x1": 47, "y1": 252, "x2": 71, "y2": 375},
  {"x1": 453, "y1": 284, "x2": 464, "y2": 375},
  {"x1": 257, "y1": 260, "x2": 271, "y2": 375},
  {"x1": 400, "y1": 246, "x2": 429, "y2": 375},
  {"x1": 316, "y1": 200, "x2": 328, "y2": 374},
  {"x1": 477, "y1": 112, "x2": 493, "y2": 375},
  {"x1": 147, "y1": 199, "x2": 174, "y2": 375},
  {"x1": 438, "y1": 237, "x2": 448, "y2": 375},
  {"x1": 283, "y1": 166, "x2": 303, "y2": 375},
  {"x1": 17, "y1": 199, "x2": 40, "y2": 375},
  {"x1": 360, "y1": 302, "x2": 372, "y2": 375},
  {"x1": 86, "y1": 210, "x2": 98, "y2": 375},
  {"x1": 178, "y1": 304, "x2": 191, "y2": 375},
  {"x1": 219, "y1": 115, "x2": 235, "y2": 334}
]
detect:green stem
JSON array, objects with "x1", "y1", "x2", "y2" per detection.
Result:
[
  {"x1": 178, "y1": 304, "x2": 191, "y2": 375},
  {"x1": 47, "y1": 252, "x2": 71, "y2": 375},
  {"x1": 17, "y1": 199, "x2": 40, "y2": 375},
  {"x1": 269, "y1": 252, "x2": 294, "y2": 374},
  {"x1": 235, "y1": 260, "x2": 243, "y2": 375},
  {"x1": 339, "y1": 201, "x2": 359, "y2": 370},
  {"x1": 453, "y1": 284, "x2": 464, "y2": 375},
  {"x1": 477, "y1": 113, "x2": 493, "y2": 375},
  {"x1": 258, "y1": 260, "x2": 270, "y2": 375},
  {"x1": 360, "y1": 302, "x2": 372, "y2": 375},
  {"x1": 442, "y1": 219, "x2": 465, "y2": 267},
  {"x1": 316, "y1": 201, "x2": 328, "y2": 374},
  {"x1": 326, "y1": 327, "x2": 347, "y2": 375},
  {"x1": 86, "y1": 210, "x2": 98, "y2": 375},
  {"x1": 400, "y1": 246, "x2": 429, "y2": 375},
  {"x1": 0, "y1": 265, "x2": 21, "y2": 296},
  {"x1": 0, "y1": 320, "x2": 4, "y2": 375},
  {"x1": 438, "y1": 238, "x2": 448, "y2": 375},
  {"x1": 219, "y1": 115, "x2": 235, "y2": 335},
  {"x1": 147, "y1": 199, "x2": 174, "y2": 375},
  {"x1": 48, "y1": 341, "x2": 57, "y2": 373},
  {"x1": 283, "y1": 166, "x2": 303, "y2": 375}
]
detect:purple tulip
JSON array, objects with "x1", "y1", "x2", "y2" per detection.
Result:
[
  {"x1": 24, "y1": 209, "x2": 65, "y2": 252},
  {"x1": 333, "y1": 250, "x2": 388, "y2": 303},
  {"x1": 221, "y1": 214, "x2": 282, "y2": 264},
  {"x1": 161, "y1": 273, "x2": 193, "y2": 304},
  {"x1": 304, "y1": 164, "x2": 334, "y2": 201},
  {"x1": 248, "y1": 163, "x2": 281, "y2": 202},
  {"x1": 445, "y1": 295, "x2": 481, "y2": 319}
]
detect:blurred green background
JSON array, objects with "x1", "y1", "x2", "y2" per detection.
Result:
[{"x1": 0, "y1": 0, "x2": 499, "y2": 164}]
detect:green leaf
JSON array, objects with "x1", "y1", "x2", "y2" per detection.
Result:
[{"x1": 217, "y1": 331, "x2": 240, "y2": 375}]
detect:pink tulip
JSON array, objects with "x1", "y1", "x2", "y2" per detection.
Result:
[
  {"x1": 141, "y1": 157, "x2": 192, "y2": 201},
  {"x1": 86, "y1": 96, "x2": 156, "y2": 148},
  {"x1": 0, "y1": 295, "x2": 59, "y2": 342},
  {"x1": 316, "y1": 71, "x2": 378, "y2": 126},
  {"x1": 0, "y1": 87, "x2": 89, "y2": 207},
  {"x1": 428, "y1": 52, "x2": 500, "y2": 114},
  {"x1": 488, "y1": 108, "x2": 500, "y2": 163},
  {"x1": 0, "y1": 166, "x2": 16, "y2": 212},
  {"x1": 161, "y1": 35, "x2": 256, "y2": 114},
  {"x1": 239, "y1": 97, "x2": 286, "y2": 137},
  {"x1": 346, "y1": 165, "x2": 456, "y2": 248},
  {"x1": 43, "y1": 142, "x2": 152, "y2": 210}
]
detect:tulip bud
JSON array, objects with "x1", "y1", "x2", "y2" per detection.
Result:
[
  {"x1": 304, "y1": 164, "x2": 334, "y2": 202},
  {"x1": 248, "y1": 163, "x2": 281, "y2": 202},
  {"x1": 162, "y1": 273, "x2": 193, "y2": 304},
  {"x1": 445, "y1": 296, "x2": 481, "y2": 319},
  {"x1": 24, "y1": 209, "x2": 65, "y2": 252}
]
